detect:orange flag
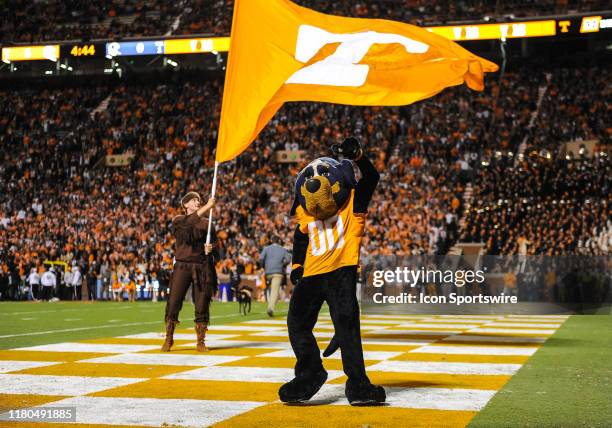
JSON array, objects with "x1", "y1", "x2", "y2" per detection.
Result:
[{"x1": 216, "y1": 0, "x2": 498, "y2": 163}]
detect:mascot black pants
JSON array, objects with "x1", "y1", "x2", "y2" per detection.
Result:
[
  {"x1": 288, "y1": 265, "x2": 368, "y2": 383},
  {"x1": 165, "y1": 261, "x2": 214, "y2": 324}
]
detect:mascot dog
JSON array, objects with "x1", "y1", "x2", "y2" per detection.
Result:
[
  {"x1": 279, "y1": 137, "x2": 386, "y2": 405},
  {"x1": 235, "y1": 285, "x2": 253, "y2": 315}
]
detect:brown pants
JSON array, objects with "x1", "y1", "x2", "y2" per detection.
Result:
[{"x1": 165, "y1": 261, "x2": 215, "y2": 324}]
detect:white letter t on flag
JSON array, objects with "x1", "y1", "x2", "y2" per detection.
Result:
[{"x1": 286, "y1": 24, "x2": 430, "y2": 87}]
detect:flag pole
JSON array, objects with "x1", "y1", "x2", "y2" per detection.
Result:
[{"x1": 205, "y1": 160, "x2": 219, "y2": 246}]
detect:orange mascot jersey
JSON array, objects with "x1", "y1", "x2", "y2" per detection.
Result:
[{"x1": 295, "y1": 189, "x2": 365, "y2": 277}]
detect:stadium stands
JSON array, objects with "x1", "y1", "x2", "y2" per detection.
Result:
[
  {"x1": 0, "y1": 0, "x2": 181, "y2": 43},
  {"x1": 2, "y1": 0, "x2": 610, "y2": 43},
  {"x1": 1, "y1": 63, "x2": 609, "y2": 298}
]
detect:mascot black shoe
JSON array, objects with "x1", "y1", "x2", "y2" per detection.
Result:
[
  {"x1": 279, "y1": 368, "x2": 328, "y2": 403},
  {"x1": 278, "y1": 137, "x2": 386, "y2": 406},
  {"x1": 346, "y1": 379, "x2": 387, "y2": 406}
]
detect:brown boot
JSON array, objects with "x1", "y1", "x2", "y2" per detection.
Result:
[
  {"x1": 195, "y1": 322, "x2": 209, "y2": 352},
  {"x1": 161, "y1": 319, "x2": 178, "y2": 352}
]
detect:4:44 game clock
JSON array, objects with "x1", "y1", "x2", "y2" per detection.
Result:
[
  {"x1": 71, "y1": 44, "x2": 95, "y2": 56},
  {"x1": 63, "y1": 43, "x2": 103, "y2": 58}
]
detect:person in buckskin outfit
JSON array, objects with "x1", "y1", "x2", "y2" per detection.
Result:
[{"x1": 161, "y1": 192, "x2": 219, "y2": 352}]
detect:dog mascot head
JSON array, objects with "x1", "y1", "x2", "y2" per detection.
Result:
[{"x1": 290, "y1": 157, "x2": 357, "y2": 220}]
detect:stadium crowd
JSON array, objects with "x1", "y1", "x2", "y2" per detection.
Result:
[
  {"x1": 461, "y1": 155, "x2": 610, "y2": 255},
  {"x1": 0, "y1": 0, "x2": 181, "y2": 43},
  {"x1": 0, "y1": 63, "x2": 610, "y2": 300},
  {"x1": 2, "y1": 0, "x2": 610, "y2": 43},
  {"x1": 529, "y1": 67, "x2": 610, "y2": 154}
]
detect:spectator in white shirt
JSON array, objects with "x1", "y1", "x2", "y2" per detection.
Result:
[
  {"x1": 0, "y1": 212, "x2": 10, "y2": 229},
  {"x1": 63, "y1": 268, "x2": 73, "y2": 300},
  {"x1": 136, "y1": 272, "x2": 145, "y2": 300},
  {"x1": 71, "y1": 266, "x2": 82, "y2": 300},
  {"x1": 27, "y1": 268, "x2": 40, "y2": 301},
  {"x1": 31, "y1": 199, "x2": 43, "y2": 215},
  {"x1": 40, "y1": 267, "x2": 56, "y2": 301}
]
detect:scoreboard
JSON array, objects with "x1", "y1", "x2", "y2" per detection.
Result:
[
  {"x1": 2, "y1": 44, "x2": 59, "y2": 62},
  {"x1": 102, "y1": 38, "x2": 230, "y2": 57},
  {"x1": 105, "y1": 40, "x2": 165, "y2": 57},
  {"x1": 427, "y1": 20, "x2": 557, "y2": 41},
  {"x1": 1, "y1": 37, "x2": 229, "y2": 62},
  {"x1": 427, "y1": 15, "x2": 610, "y2": 41},
  {"x1": 164, "y1": 37, "x2": 230, "y2": 55}
]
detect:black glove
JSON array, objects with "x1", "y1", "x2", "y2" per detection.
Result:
[
  {"x1": 331, "y1": 137, "x2": 363, "y2": 160},
  {"x1": 290, "y1": 266, "x2": 304, "y2": 285}
]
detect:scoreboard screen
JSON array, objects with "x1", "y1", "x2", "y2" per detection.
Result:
[
  {"x1": 165, "y1": 37, "x2": 230, "y2": 54},
  {"x1": 427, "y1": 20, "x2": 557, "y2": 41},
  {"x1": 105, "y1": 40, "x2": 165, "y2": 57},
  {"x1": 103, "y1": 38, "x2": 229, "y2": 57},
  {"x1": 2, "y1": 45, "x2": 59, "y2": 62}
]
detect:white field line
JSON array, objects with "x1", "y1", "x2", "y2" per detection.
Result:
[
  {"x1": 0, "y1": 310, "x2": 289, "y2": 339},
  {"x1": 0, "y1": 306, "x2": 133, "y2": 316},
  {"x1": 0, "y1": 321, "x2": 162, "y2": 339}
]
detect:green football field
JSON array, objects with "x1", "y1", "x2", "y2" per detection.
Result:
[
  {"x1": 0, "y1": 302, "x2": 610, "y2": 427},
  {"x1": 470, "y1": 314, "x2": 612, "y2": 427},
  {"x1": 0, "y1": 301, "x2": 290, "y2": 350}
]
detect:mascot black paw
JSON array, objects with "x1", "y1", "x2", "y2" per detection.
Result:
[
  {"x1": 281, "y1": 137, "x2": 385, "y2": 405},
  {"x1": 279, "y1": 369, "x2": 328, "y2": 403},
  {"x1": 331, "y1": 136, "x2": 363, "y2": 160}
]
